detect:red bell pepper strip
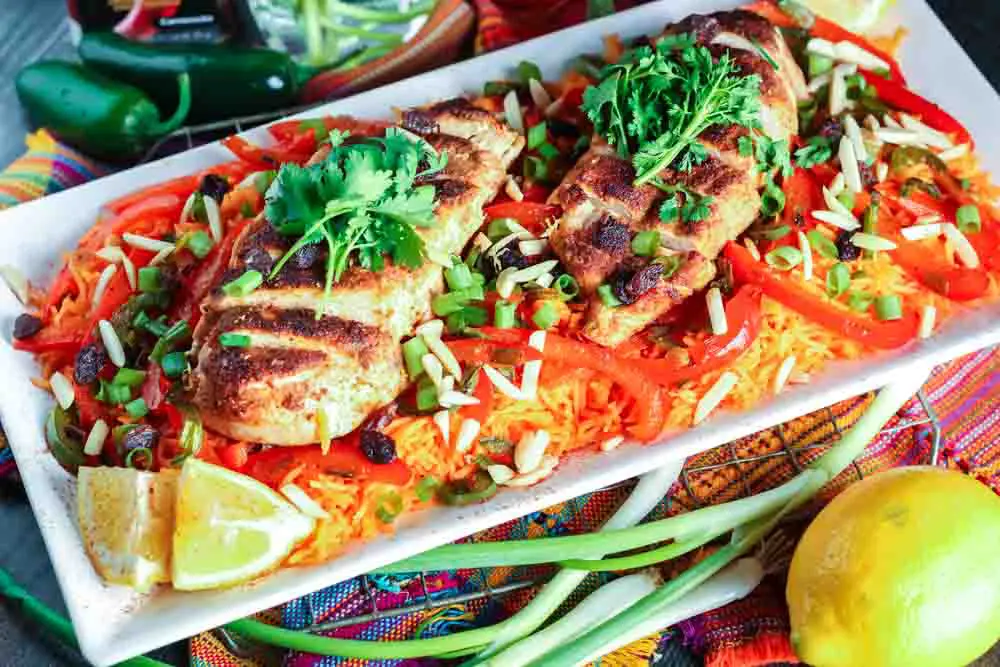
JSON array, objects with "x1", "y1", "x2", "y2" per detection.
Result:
[
  {"x1": 141, "y1": 363, "x2": 168, "y2": 412},
  {"x1": 445, "y1": 338, "x2": 543, "y2": 366},
  {"x1": 246, "y1": 442, "x2": 412, "y2": 488},
  {"x1": 860, "y1": 71, "x2": 971, "y2": 146},
  {"x1": 12, "y1": 332, "x2": 84, "y2": 354},
  {"x1": 218, "y1": 442, "x2": 251, "y2": 471},
  {"x1": 484, "y1": 201, "x2": 561, "y2": 234},
  {"x1": 460, "y1": 368, "x2": 495, "y2": 425},
  {"x1": 725, "y1": 242, "x2": 919, "y2": 348},
  {"x1": 782, "y1": 168, "x2": 824, "y2": 230},
  {"x1": 104, "y1": 175, "x2": 200, "y2": 216},
  {"x1": 109, "y1": 194, "x2": 185, "y2": 236},
  {"x1": 74, "y1": 384, "x2": 104, "y2": 428},
  {"x1": 642, "y1": 286, "x2": 764, "y2": 386},
  {"x1": 742, "y1": 0, "x2": 798, "y2": 27},
  {"x1": 44, "y1": 266, "x2": 80, "y2": 317},
  {"x1": 222, "y1": 135, "x2": 314, "y2": 170}
]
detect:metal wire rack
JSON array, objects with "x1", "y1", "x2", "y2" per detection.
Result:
[{"x1": 213, "y1": 388, "x2": 941, "y2": 654}]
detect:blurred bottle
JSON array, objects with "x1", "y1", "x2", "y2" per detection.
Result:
[{"x1": 67, "y1": 0, "x2": 239, "y2": 43}]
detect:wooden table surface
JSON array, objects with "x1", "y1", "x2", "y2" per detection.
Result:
[{"x1": 0, "y1": 1, "x2": 997, "y2": 665}]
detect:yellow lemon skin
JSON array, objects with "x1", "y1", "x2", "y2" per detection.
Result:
[{"x1": 787, "y1": 466, "x2": 1000, "y2": 667}]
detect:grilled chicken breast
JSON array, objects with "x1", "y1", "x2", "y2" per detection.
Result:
[
  {"x1": 549, "y1": 9, "x2": 806, "y2": 347},
  {"x1": 190, "y1": 100, "x2": 523, "y2": 445}
]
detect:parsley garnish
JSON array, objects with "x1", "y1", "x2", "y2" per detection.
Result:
[
  {"x1": 795, "y1": 136, "x2": 834, "y2": 169},
  {"x1": 265, "y1": 129, "x2": 447, "y2": 315},
  {"x1": 582, "y1": 34, "x2": 762, "y2": 186}
]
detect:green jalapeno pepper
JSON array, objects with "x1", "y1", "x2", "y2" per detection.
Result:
[{"x1": 15, "y1": 61, "x2": 190, "y2": 161}]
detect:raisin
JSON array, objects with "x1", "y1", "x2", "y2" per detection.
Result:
[
  {"x1": 121, "y1": 425, "x2": 160, "y2": 454},
  {"x1": 835, "y1": 229, "x2": 861, "y2": 261},
  {"x1": 859, "y1": 161, "x2": 877, "y2": 188},
  {"x1": 624, "y1": 262, "x2": 664, "y2": 301},
  {"x1": 12, "y1": 314, "x2": 43, "y2": 340},
  {"x1": 199, "y1": 174, "x2": 231, "y2": 202},
  {"x1": 289, "y1": 243, "x2": 324, "y2": 270},
  {"x1": 242, "y1": 247, "x2": 275, "y2": 275},
  {"x1": 593, "y1": 216, "x2": 630, "y2": 253},
  {"x1": 360, "y1": 430, "x2": 397, "y2": 464},
  {"x1": 818, "y1": 118, "x2": 844, "y2": 143},
  {"x1": 73, "y1": 344, "x2": 107, "y2": 385}
]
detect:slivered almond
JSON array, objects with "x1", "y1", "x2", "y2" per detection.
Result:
[
  {"x1": 504, "y1": 455, "x2": 558, "y2": 487},
  {"x1": 433, "y1": 410, "x2": 451, "y2": 444},
  {"x1": 483, "y1": 364, "x2": 526, "y2": 400},
  {"x1": 487, "y1": 464, "x2": 515, "y2": 484},
  {"x1": 694, "y1": 372, "x2": 738, "y2": 424},
  {"x1": 600, "y1": 436, "x2": 625, "y2": 452},
  {"x1": 515, "y1": 430, "x2": 549, "y2": 474},
  {"x1": 455, "y1": 418, "x2": 481, "y2": 453}
]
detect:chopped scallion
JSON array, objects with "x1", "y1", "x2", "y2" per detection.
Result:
[
  {"x1": 445, "y1": 262, "x2": 474, "y2": 291},
  {"x1": 826, "y1": 263, "x2": 851, "y2": 297},
  {"x1": 112, "y1": 368, "x2": 146, "y2": 388},
  {"x1": 538, "y1": 142, "x2": 560, "y2": 161},
  {"x1": 402, "y1": 337, "x2": 429, "y2": 379},
  {"x1": 764, "y1": 246, "x2": 803, "y2": 270},
  {"x1": 97, "y1": 380, "x2": 131, "y2": 405},
  {"x1": 432, "y1": 290, "x2": 471, "y2": 317},
  {"x1": 516, "y1": 60, "x2": 542, "y2": 85},
  {"x1": 631, "y1": 230, "x2": 660, "y2": 257},
  {"x1": 527, "y1": 122, "x2": 547, "y2": 150},
  {"x1": 956, "y1": 205, "x2": 981, "y2": 233},
  {"x1": 221, "y1": 270, "x2": 263, "y2": 297},
  {"x1": 414, "y1": 476, "x2": 440, "y2": 502},
  {"x1": 494, "y1": 301, "x2": 516, "y2": 328},
  {"x1": 808, "y1": 54, "x2": 834, "y2": 77},
  {"x1": 124, "y1": 398, "x2": 149, "y2": 418},
  {"x1": 218, "y1": 332, "x2": 251, "y2": 348},
  {"x1": 532, "y1": 302, "x2": 560, "y2": 330},
  {"x1": 161, "y1": 351, "x2": 187, "y2": 379},
  {"x1": 847, "y1": 291, "x2": 874, "y2": 313},
  {"x1": 763, "y1": 225, "x2": 791, "y2": 241},
  {"x1": 554, "y1": 274, "x2": 580, "y2": 301},
  {"x1": 125, "y1": 446, "x2": 153, "y2": 470},
  {"x1": 185, "y1": 230, "x2": 214, "y2": 259},
  {"x1": 415, "y1": 376, "x2": 439, "y2": 411},
  {"x1": 487, "y1": 218, "x2": 514, "y2": 240},
  {"x1": 806, "y1": 230, "x2": 839, "y2": 260},
  {"x1": 137, "y1": 267, "x2": 161, "y2": 293},
  {"x1": 875, "y1": 294, "x2": 903, "y2": 321},
  {"x1": 150, "y1": 320, "x2": 191, "y2": 362},
  {"x1": 836, "y1": 190, "x2": 855, "y2": 211},
  {"x1": 597, "y1": 284, "x2": 621, "y2": 308}
]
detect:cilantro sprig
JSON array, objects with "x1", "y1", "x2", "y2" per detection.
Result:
[
  {"x1": 265, "y1": 129, "x2": 447, "y2": 315},
  {"x1": 582, "y1": 34, "x2": 762, "y2": 186}
]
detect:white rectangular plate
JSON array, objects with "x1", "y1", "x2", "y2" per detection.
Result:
[{"x1": 1, "y1": 1, "x2": 999, "y2": 664}]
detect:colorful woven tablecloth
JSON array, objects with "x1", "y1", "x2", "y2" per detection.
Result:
[{"x1": 1, "y1": 2, "x2": 997, "y2": 665}]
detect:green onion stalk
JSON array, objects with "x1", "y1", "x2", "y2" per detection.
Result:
[
  {"x1": 535, "y1": 367, "x2": 931, "y2": 665},
  {"x1": 0, "y1": 567, "x2": 169, "y2": 667},
  {"x1": 228, "y1": 462, "x2": 686, "y2": 659}
]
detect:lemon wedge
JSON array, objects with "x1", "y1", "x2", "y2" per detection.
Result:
[
  {"x1": 77, "y1": 467, "x2": 178, "y2": 591},
  {"x1": 172, "y1": 459, "x2": 315, "y2": 591},
  {"x1": 801, "y1": 0, "x2": 895, "y2": 33}
]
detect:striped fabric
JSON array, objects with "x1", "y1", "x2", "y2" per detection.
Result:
[{"x1": 0, "y1": 130, "x2": 103, "y2": 210}]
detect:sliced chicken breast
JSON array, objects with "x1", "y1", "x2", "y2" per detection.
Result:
[
  {"x1": 190, "y1": 100, "x2": 523, "y2": 445},
  {"x1": 548, "y1": 9, "x2": 805, "y2": 347}
]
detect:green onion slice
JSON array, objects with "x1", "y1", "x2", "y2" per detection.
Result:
[
  {"x1": 138, "y1": 267, "x2": 161, "y2": 293},
  {"x1": 807, "y1": 230, "x2": 839, "y2": 260},
  {"x1": 956, "y1": 205, "x2": 982, "y2": 233},
  {"x1": 631, "y1": 230, "x2": 660, "y2": 257},
  {"x1": 532, "y1": 301, "x2": 560, "y2": 330},
  {"x1": 597, "y1": 284, "x2": 621, "y2": 308},
  {"x1": 494, "y1": 301, "x2": 516, "y2": 329},
  {"x1": 161, "y1": 351, "x2": 187, "y2": 379},
  {"x1": 218, "y1": 332, "x2": 251, "y2": 348},
  {"x1": 826, "y1": 262, "x2": 851, "y2": 298},
  {"x1": 875, "y1": 294, "x2": 903, "y2": 321},
  {"x1": 764, "y1": 246, "x2": 803, "y2": 270},
  {"x1": 124, "y1": 397, "x2": 149, "y2": 418},
  {"x1": 112, "y1": 368, "x2": 146, "y2": 387},
  {"x1": 554, "y1": 274, "x2": 580, "y2": 301},
  {"x1": 763, "y1": 225, "x2": 792, "y2": 241},
  {"x1": 221, "y1": 270, "x2": 264, "y2": 297},
  {"x1": 402, "y1": 337, "x2": 429, "y2": 378},
  {"x1": 527, "y1": 122, "x2": 547, "y2": 150}
]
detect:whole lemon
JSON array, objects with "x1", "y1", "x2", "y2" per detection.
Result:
[{"x1": 787, "y1": 466, "x2": 1000, "y2": 667}]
